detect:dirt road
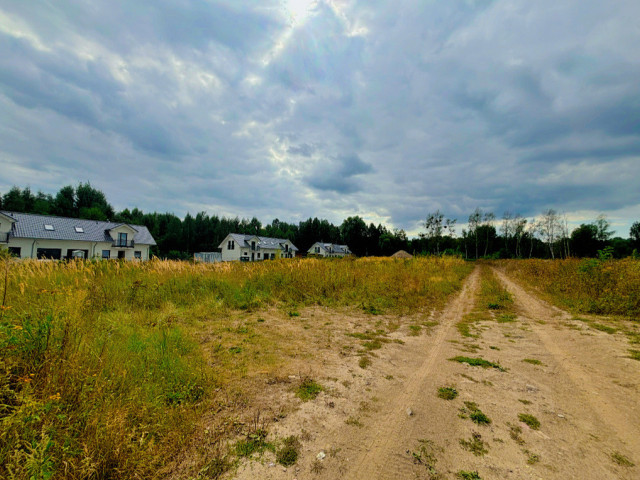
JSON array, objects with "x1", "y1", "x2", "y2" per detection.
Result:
[{"x1": 233, "y1": 266, "x2": 639, "y2": 479}]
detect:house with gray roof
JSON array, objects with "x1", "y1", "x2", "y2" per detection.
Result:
[
  {"x1": 218, "y1": 233, "x2": 298, "y2": 262},
  {"x1": 0, "y1": 211, "x2": 156, "y2": 260},
  {"x1": 307, "y1": 242, "x2": 352, "y2": 258}
]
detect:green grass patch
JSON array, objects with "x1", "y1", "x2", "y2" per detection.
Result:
[
  {"x1": 449, "y1": 356, "x2": 506, "y2": 371},
  {"x1": 518, "y1": 413, "x2": 541, "y2": 430},
  {"x1": 459, "y1": 401, "x2": 491, "y2": 425},
  {"x1": 627, "y1": 349, "x2": 640, "y2": 361},
  {"x1": 234, "y1": 429, "x2": 274, "y2": 457},
  {"x1": 457, "y1": 471, "x2": 482, "y2": 480},
  {"x1": 276, "y1": 436, "x2": 301, "y2": 466},
  {"x1": 611, "y1": 451, "x2": 635, "y2": 467},
  {"x1": 497, "y1": 313, "x2": 516, "y2": 323},
  {"x1": 522, "y1": 358, "x2": 543, "y2": 365},
  {"x1": 591, "y1": 323, "x2": 617, "y2": 334},
  {"x1": 295, "y1": 378, "x2": 323, "y2": 401},
  {"x1": 358, "y1": 356, "x2": 372, "y2": 369},
  {"x1": 437, "y1": 386, "x2": 458, "y2": 400},
  {"x1": 459, "y1": 432, "x2": 488, "y2": 456},
  {"x1": 409, "y1": 325, "x2": 421, "y2": 336}
]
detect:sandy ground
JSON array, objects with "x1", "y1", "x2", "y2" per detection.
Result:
[{"x1": 225, "y1": 266, "x2": 639, "y2": 480}]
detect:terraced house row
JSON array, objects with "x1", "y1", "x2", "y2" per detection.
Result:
[{"x1": 0, "y1": 211, "x2": 156, "y2": 260}]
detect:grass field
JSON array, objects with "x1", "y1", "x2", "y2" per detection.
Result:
[
  {"x1": 497, "y1": 258, "x2": 640, "y2": 318},
  {"x1": 0, "y1": 255, "x2": 472, "y2": 480}
]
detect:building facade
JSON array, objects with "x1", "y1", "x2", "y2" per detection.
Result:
[
  {"x1": 218, "y1": 233, "x2": 298, "y2": 261},
  {"x1": 307, "y1": 242, "x2": 352, "y2": 257},
  {"x1": 0, "y1": 211, "x2": 156, "y2": 260}
]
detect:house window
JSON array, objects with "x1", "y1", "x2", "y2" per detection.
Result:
[
  {"x1": 257, "y1": 253, "x2": 261, "y2": 258},
  {"x1": 134, "y1": 251, "x2": 142, "y2": 259},
  {"x1": 75, "y1": 226, "x2": 84, "y2": 233},
  {"x1": 315, "y1": 246, "x2": 320, "y2": 253},
  {"x1": 102, "y1": 250, "x2": 110, "y2": 259},
  {"x1": 118, "y1": 232, "x2": 127, "y2": 246},
  {"x1": 44, "y1": 224, "x2": 54, "y2": 231},
  {"x1": 251, "y1": 241, "x2": 256, "y2": 251},
  {"x1": 8, "y1": 247, "x2": 20, "y2": 257},
  {"x1": 228, "y1": 240, "x2": 235, "y2": 250},
  {"x1": 284, "y1": 244, "x2": 289, "y2": 252},
  {"x1": 118, "y1": 251, "x2": 125, "y2": 259},
  {"x1": 37, "y1": 248, "x2": 61, "y2": 260},
  {"x1": 270, "y1": 254, "x2": 275, "y2": 260}
]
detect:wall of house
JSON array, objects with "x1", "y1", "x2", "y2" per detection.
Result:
[
  {"x1": 108, "y1": 225, "x2": 138, "y2": 242},
  {"x1": 2, "y1": 238, "x2": 151, "y2": 260},
  {"x1": 0, "y1": 219, "x2": 14, "y2": 234}
]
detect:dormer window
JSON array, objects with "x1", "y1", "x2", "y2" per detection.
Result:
[
  {"x1": 228, "y1": 240, "x2": 235, "y2": 250},
  {"x1": 75, "y1": 227, "x2": 84, "y2": 233},
  {"x1": 44, "y1": 224, "x2": 54, "y2": 231}
]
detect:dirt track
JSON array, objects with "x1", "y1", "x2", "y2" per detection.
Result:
[{"x1": 232, "y1": 266, "x2": 639, "y2": 479}]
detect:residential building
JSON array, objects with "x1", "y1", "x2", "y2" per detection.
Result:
[
  {"x1": 0, "y1": 211, "x2": 156, "y2": 260},
  {"x1": 218, "y1": 233, "x2": 298, "y2": 261},
  {"x1": 307, "y1": 242, "x2": 352, "y2": 258}
]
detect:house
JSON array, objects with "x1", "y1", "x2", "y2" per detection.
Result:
[
  {"x1": 218, "y1": 233, "x2": 298, "y2": 262},
  {"x1": 307, "y1": 242, "x2": 352, "y2": 258},
  {"x1": 0, "y1": 211, "x2": 156, "y2": 260}
]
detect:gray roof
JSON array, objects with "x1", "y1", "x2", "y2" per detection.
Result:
[
  {"x1": 223, "y1": 233, "x2": 298, "y2": 251},
  {"x1": 1, "y1": 211, "x2": 156, "y2": 245}
]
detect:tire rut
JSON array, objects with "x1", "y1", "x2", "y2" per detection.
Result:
[
  {"x1": 342, "y1": 267, "x2": 481, "y2": 480},
  {"x1": 493, "y1": 268, "x2": 640, "y2": 459}
]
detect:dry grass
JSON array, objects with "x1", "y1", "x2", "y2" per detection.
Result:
[{"x1": 0, "y1": 254, "x2": 472, "y2": 479}]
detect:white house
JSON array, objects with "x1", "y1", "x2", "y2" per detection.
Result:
[
  {"x1": 0, "y1": 211, "x2": 156, "y2": 260},
  {"x1": 307, "y1": 242, "x2": 352, "y2": 258},
  {"x1": 218, "y1": 233, "x2": 298, "y2": 262}
]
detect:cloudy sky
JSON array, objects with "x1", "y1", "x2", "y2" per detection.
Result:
[{"x1": 1, "y1": 0, "x2": 639, "y2": 236}]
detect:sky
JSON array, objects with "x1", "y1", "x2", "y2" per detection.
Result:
[{"x1": 1, "y1": 0, "x2": 639, "y2": 237}]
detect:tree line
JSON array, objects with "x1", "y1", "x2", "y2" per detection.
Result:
[{"x1": 1, "y1": 185, "x2": 639, "y2": 259}]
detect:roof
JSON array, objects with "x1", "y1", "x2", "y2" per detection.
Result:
[
  {"x1": 309, "y1": 242, "x2": 351, "y2": 254},
  {"x1": 0, "y1": 211, "x2": 157, "y2": 245},
  {"x1": 391, "y1": 250, "x2": 413, "y2": 258},
  {"x1": 221, "y1": 233, "x2": 298, "y2": 251}
]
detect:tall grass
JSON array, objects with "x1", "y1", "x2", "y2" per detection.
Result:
[
  {"x1": 498, "y1": 258, "x2": 640, "y2": 317},
  {"x1": 0, "y1": 255, "x2": 472, "y2": 479}
]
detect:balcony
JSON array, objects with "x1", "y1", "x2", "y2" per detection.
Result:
[
  {"x1": 0, "y1": 232, "x2": 8, "y2": 243},
  {"x1": 112, "y1": 240, "x2": 135, "y2": 248}
]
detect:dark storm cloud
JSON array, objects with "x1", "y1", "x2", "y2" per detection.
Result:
[
  {"x1": 305, "y1": 154, "x2": 374, "y2": 194},
  {"x1": 1, "y1": 0, "x2": 639, "y2": 235}
]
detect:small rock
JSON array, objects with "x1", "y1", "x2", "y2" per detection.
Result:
[
  {"x1": 526, "y1": 384, "x2": 538, "y2": 393},
  {"x1": 406, "y1": 407, "x2": 414, "y2": 417},
  {"x1": 268, "y1": 462, "x2": 275, "y2": 468},
  {"x1": 317, "y1": 451, "x2": 326, "y2": 460},
  {"x1": 557, "y1": 414, "x2": 565, "y2": 418}
]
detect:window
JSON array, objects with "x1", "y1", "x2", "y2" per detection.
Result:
[
  {"x1": 257, "y1": 253, "x2": 261, "y2": 258},
  {"x1": 118, "y1": 232, "x2": 127, "y2": 246},
  {"x1": 8, "y1": 247, "x2": 20, "y2": 257},
  {"x1": 37, "y1": 248, "x2": 61, "y2": 260},
  {"x1": 75, "y1": 226, "x2": 84, "y2": 233},
  {"x1": 118, "y1": 251, "x2": 125, "y2": 259},
  {"x1": 270, "y1": 254, "x2": 275, "y2": 260},
  {"x1": 251, "y1": 241, "x2": 256, "y2": 251},
  {"x1": 284, "y1": 244, "x2": 289, "y2": 252},
  {"x1": 102, "y1": 250, "x2": 110, "y2": 259},
  {"x1": 134, "y1": 251, "x2": 142, "y2": 259},
  {"x1": 44, "y1": 224, "x2": 54, "y2": 231},
  {"x1": 314, "y1": 246, "x2": 320, "y2": 253},
  {"x1": 227, "y1": 240, "x2": 235, "y2": 250}
]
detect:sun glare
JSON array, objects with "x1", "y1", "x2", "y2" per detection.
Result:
[{"x1": 283, "y1": 0, "x2": 317, "y2": 25}]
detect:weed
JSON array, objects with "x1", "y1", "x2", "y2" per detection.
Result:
[
  {"x1": 611, "y1": 451, "x2": 635, "y2": 467},
  {"x1": 234, "y1": 429, "x2": 273, "y2": 457},
  {"x1": 459, "y1": 401, "x2": 491, "y2": 425},
  {"x1": 449, "y1": 356, "x2": 505, "y2": 371},
  {"x1": 384, "y1": 374, "x2": 394, "y2": 380},
  {"x1": 459, "y1": 432, "x2": 488, "y2": 456},
  {"x1": 276, "y1": 436, "x2": 300, "y2": 466},
  {"x1": 345, "y1": 417, "x2": 363, "y2": 427},
  {"x1": 489, "y1": 346, "x2": 500, "y2": 350},
  {"x1": 288, "y1": 311, "x2": 300, "y2": 317},
  {"x1": 518, "y1": 413, "x2": 541, "y2": 430},
  {"x1": 457, "y1": 471, "x2": 482, "y2": 480},
  {"x1": 410, "y1": 439, "x2": 441, "y2": 476},
  {"x1": 358, "y1": 356, "x2": 372, "y2": 369},
  {"x1": 508, "y1": 424, "x2": 525, "y2": 445},
  {"x1": 362, "y1": 339, "x2": 383, "y2": 350},
  {"x1": 518, "y1": 399, "x2": 532, "y2": 405},
  {"x1": 524, "y1": 450, "x2": 540, "y2": 465},
  {"x1": 198, "y1": 454, "x2": 231, "y2": 479},
  {"x1": 409, "y1": 325, "x2": 421, "y2": 336},
  {"x1": 522, "y1": 358, "x2": 543, "y2": 365},
  {"x1": 296, "y1": 378, "x2": 323, "y2": 401},
  {"x1": 437, "y1": 386, "x2": 458, "y2": 400},
  {"x1": 310, "y1": 459, "x2": 324, "y2": 473}
]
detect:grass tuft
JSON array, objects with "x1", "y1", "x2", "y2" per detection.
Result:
[
  {"x1": 296, "y1": 378, "x2": 323, "y2": 401},
  {"x1": 457, "y1": 471, "x2": 482, "y2": 480},
  {"x1": 449, "y1": 356, "x2": 505, "y2": 371},
  {"x1": 611, "y1": 451, "x2": 635, "y2": 467},
  {"x1": 276, "y1": 436, "x2": 301, "y2": 466},
  {"x1": 437, "y1": 386, "x2": 458, "y2": 400},
  {"x1": 459, "y1": 432, "x2": 488, "y2": 456},
  {"x1": 518, "y1": 413, "x2": 541, "y2": 430}
]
